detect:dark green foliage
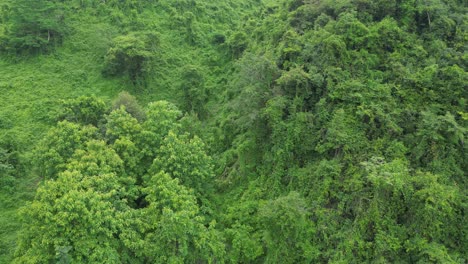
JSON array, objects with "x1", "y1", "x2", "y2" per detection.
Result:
[
  {"x1": 212, "y1": 32, "x2": 226, "y2": 44},
  {"x1": 217, "y1": 0, "x2": 467, "y2": 262},
  {"x1": 1, "y1": 0, "x2": 467, "y2": 262},
  {"x1": 227, "y1": 31, "x2": 248, "y2": 59},
  {"x1": 0, "y1": 147, "x2": 14, "y2": 190},
  {"x1": 1, "y1": 0, "x2": 66, "y2": 54},
  {"x1": 258, "y1": 192, "x2": 317, "y2": 263},
  {"x1": 112, "y1": 91, "x2": 145, "y2": 121},
  {"x1": 102, "y1": 31, "x2": 159, "y2": 82},
  {"x1": 180, "y1": 65, "x2": 207, "y2": 115}
]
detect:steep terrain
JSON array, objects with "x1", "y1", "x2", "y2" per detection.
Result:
[{"x1": 0, "y1": 0, "x2": 466, "y2": 263}]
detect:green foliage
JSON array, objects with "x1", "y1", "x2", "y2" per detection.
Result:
[
  {"x1": 14, "y1": 99, "x2": 221, "y2": 262},
  {"x1": 1, "y1": 0, "x2": 66, "y2": 54},
  {"x1": 103, "y1": 31, "x2": 159, "y2": 82},
  {"x1": 0, "y1": 147, "x2": 14, "y2": 191},
  {"x1": 1, "y1": 0, "x2": 467, "y2": 262},
  {"x1": 316, "y1": 108, "x2": 367, "y2": 156},
  {"x1": 122, "y1": 172, "x2": 224, "y2": 263},
  {"x1": 59, "y1": 95, "x2": 107, "y2": 126},
  {"x1": 151, "y1": 131, "x2": 214, "y2": 195},
  {"x1": 33, "y1": 121, "x2": 98, "y2": 180},
  {"x1": 106, "y1": 107, "x2": 142, "y2": 142},
  {"x1": 143, "y1": 100, "x2": 182, "y2": 141},
  {"x1": 14, "y1": 170, "x2": 129, "y2": 263},
  {"x1": 0, "y1": 0, "x2": 265, "y2": 261},
  {"x1": 112, "y1": 91, "x2": 145, "y2": 121},
  {"x1": 227, "y1": 31, "x2": 248, "y2": 59},
  {"x1": 224, "y1": 222, "x2": 263, "y2": 263},
  {"x1": 258, "y1": 192, "x2": 317, "y2": 263},
  {"x1": 180, "y1": 65, "x2": 207, "y2": 115},
  {"x1": 217, "y1": 0, "x2": 467, "y2": 262}
]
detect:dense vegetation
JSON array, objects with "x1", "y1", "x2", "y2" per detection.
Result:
[{"x1": 0, "y1": 0, "x2": 466, "y2": 263}]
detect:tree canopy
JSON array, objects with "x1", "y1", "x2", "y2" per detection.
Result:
[{"x1": 0, "y1": 0, "x2": 466, "y2": 262}]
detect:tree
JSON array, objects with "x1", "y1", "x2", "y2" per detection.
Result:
[
  {"x1": 105, "y1": 107, "x2": 144, "y2": 178},
  {"x1": 16, "y1": 99, "x2": 220, "y2": 263},
  {"x1": 59, "y1": 96, "x2": 107, "y2": 126},
  {"x1": 180, "y1": 65, "x2": 207, "y2": 115},
  {"x1": 276, "y1": 66, "x2": 313, "y2": 100},
  {"x1": 151, "y1": 131, "x2": 214, "y2": 196},
  {"x1": 2, "y1": 0, "x2": 66, "y2": 54},
  {"x1": 139, "y1": 101, "x2": 182, "y2": 161},
  {"x1": 106, "y1": 107, "x2": 142, "y2": 143},
  {"x1": 14, "y1": 142, "x2": 133, "y2": 263},
  {"x1": 224, "y1": 222, "x2": 263, "y2": 263},
  {"x1": 333, "y1": 12, "x2": 368, "y2": 49},
  {"x1": 33, "y1": 121, "x2": 98, "y2": 180},
  {"x1": 227, "y1": 31, "x2": 248, "y2": 59},
  {"x1": 103, "y1": 31, "x2": 159, "y2": 82},
  {"x1": 258, "y1": 192, "x2": 317, "y2": 263},
  {"x1": 112, "y1": 91, "x2": 145, "y2": 121},
  {"x1": 405, "y1": 171, "x2": 464, "y2": 263},
  {"x1": 413, "y1": 111, "x2": 467, "y2": 182},
  {"x1": 315, "y1": 108, "x2": 367, "y2": 157},
  {"x1": 228, "y1": 53, "x2": 279, "y2": 132},
  {"x1": 121, "y1": 172, "x2": 223, "y2": 263}
]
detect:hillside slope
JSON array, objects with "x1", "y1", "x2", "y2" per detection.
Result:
[
  {"x1": 0, "y1": 0, "x2": 259, "y2": 262},
  {"x1": 1, "y1": 0, "x2": 467, "y2": 263}
]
